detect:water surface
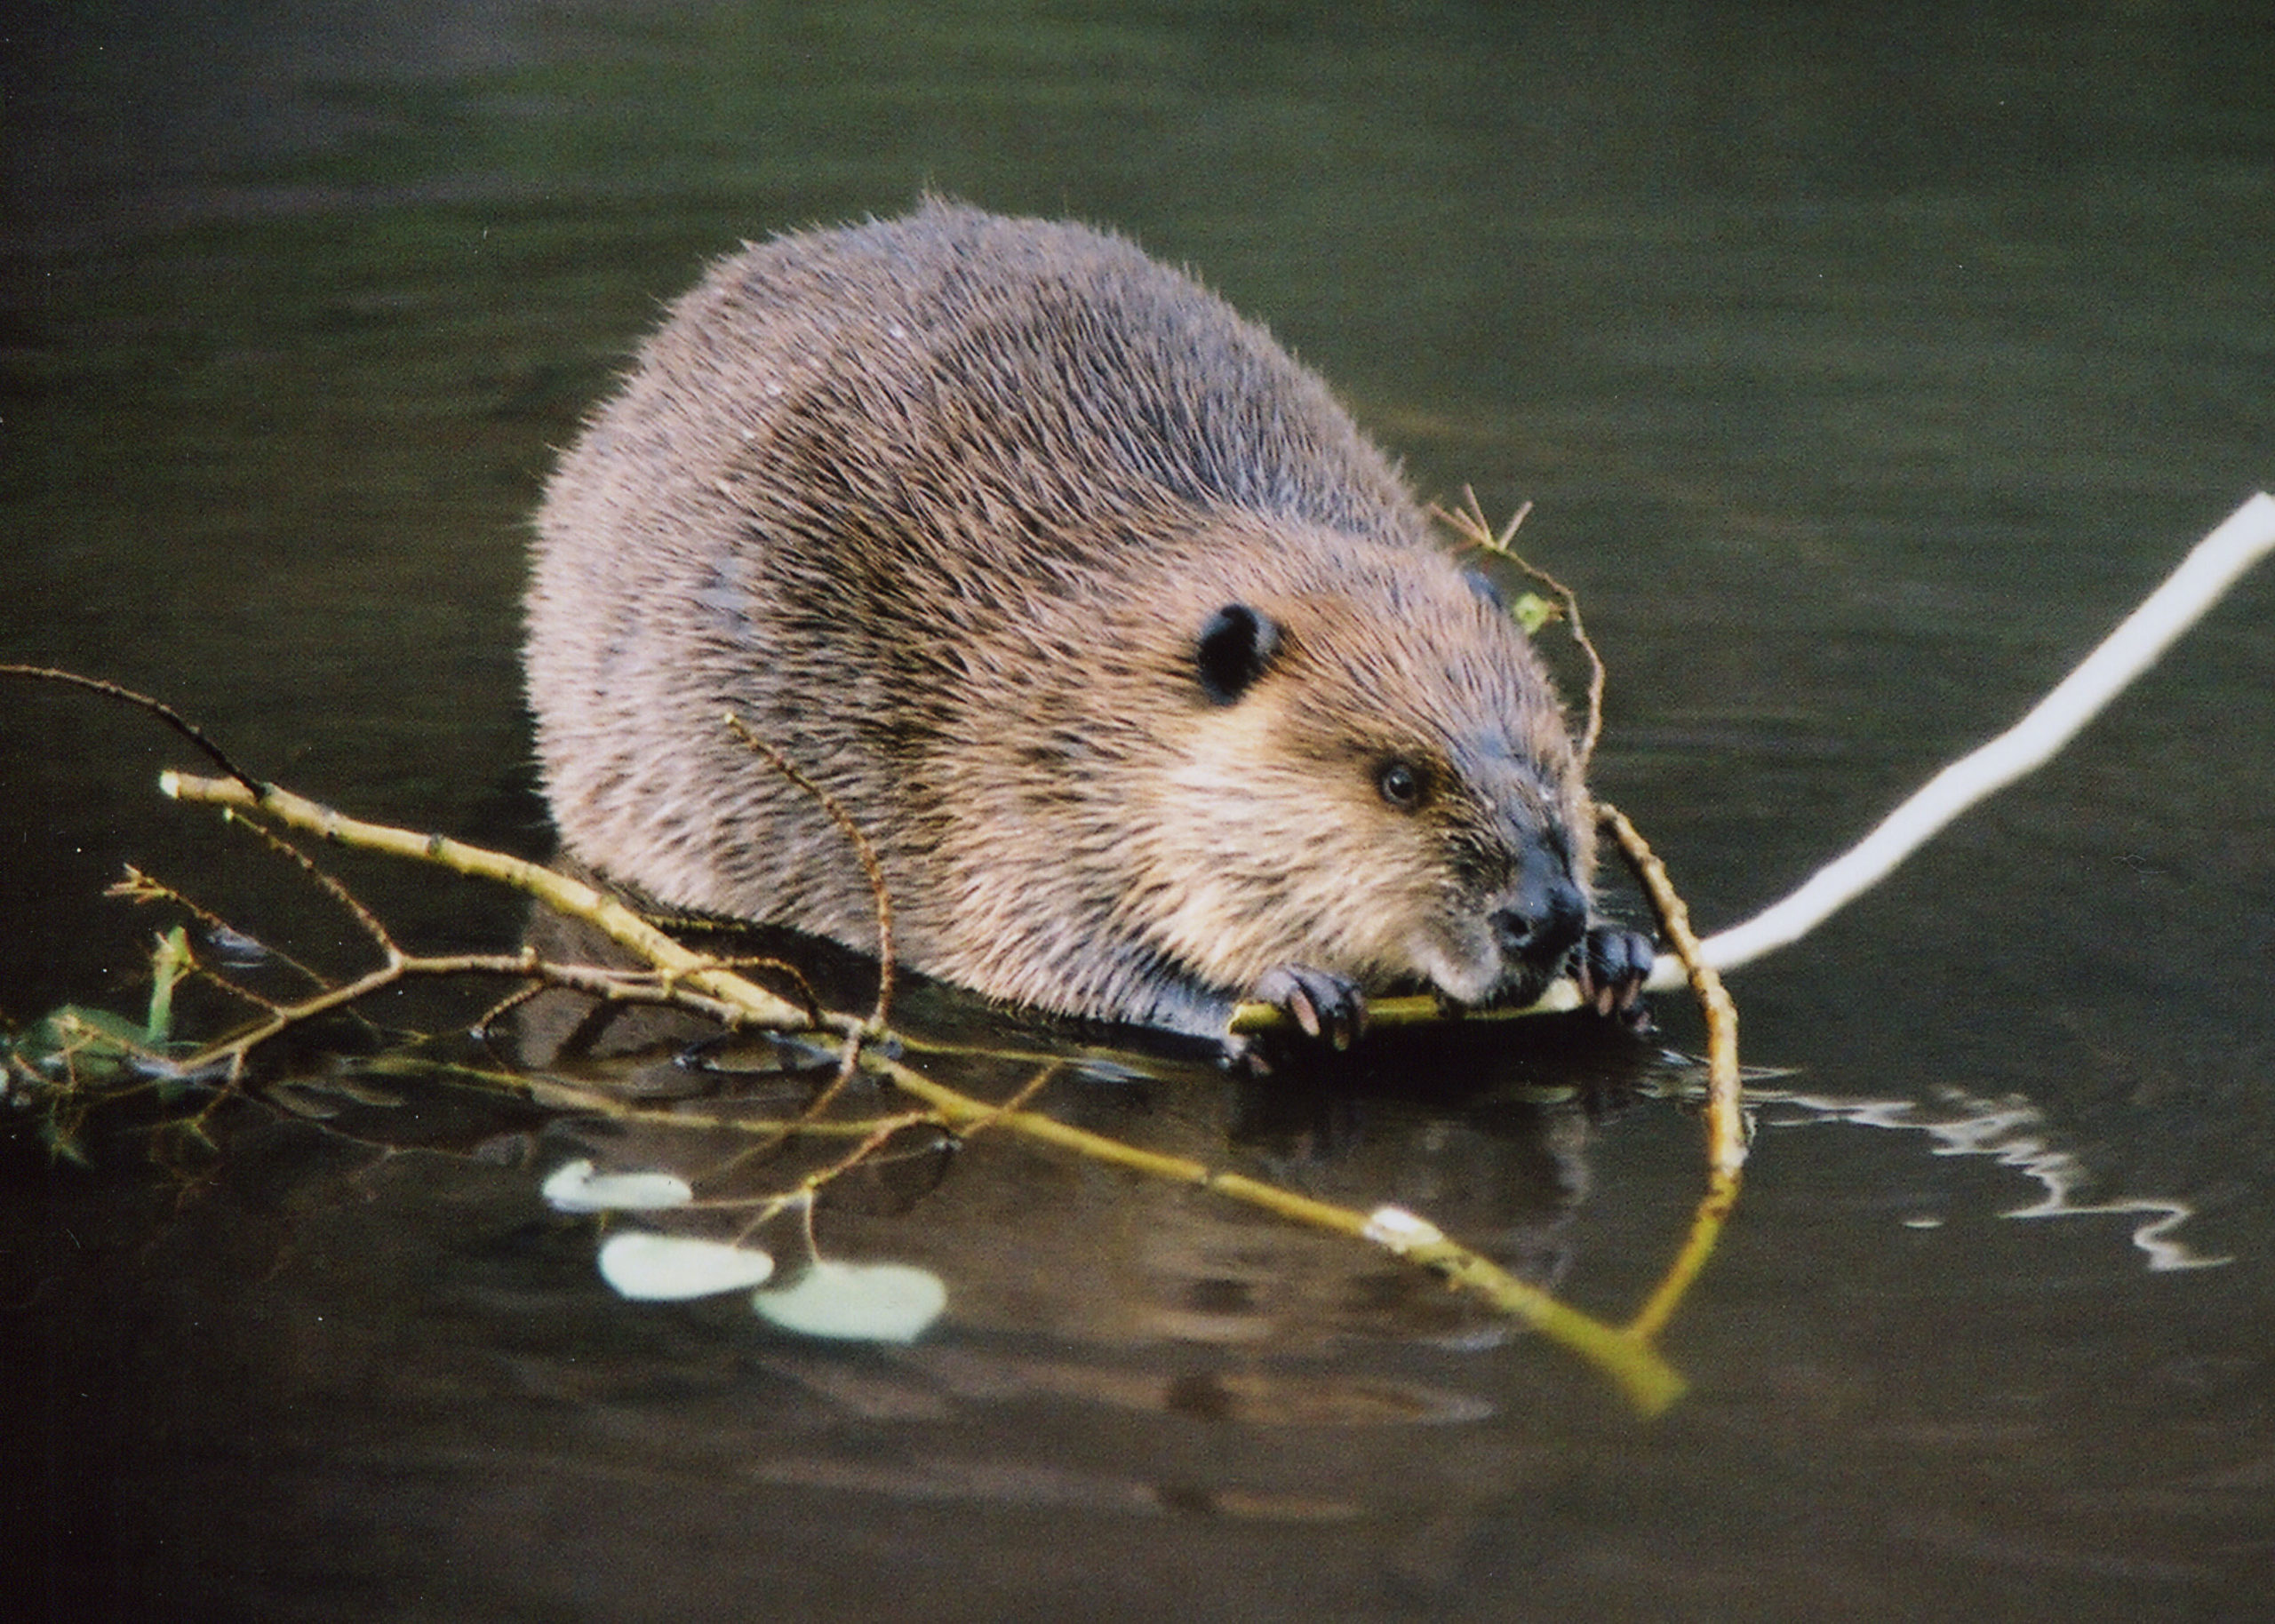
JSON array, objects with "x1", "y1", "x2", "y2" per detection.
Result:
[{"x1": 4, "y1": 4, "x2": 2271, "y2": 1619}]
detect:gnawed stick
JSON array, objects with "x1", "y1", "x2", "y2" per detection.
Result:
[{"x1": 1669, "y1": 490, "x2": 2275, "y2": 984}]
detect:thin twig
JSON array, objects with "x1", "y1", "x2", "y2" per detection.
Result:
[
  {"x1": 182, "y1": 966, "x2": 290, "y2": 1020},
  {"x1": 711, "y1": 955, "x2": 826, "y2": 1030},
  {"x1": 176, "y1": 959, "x2": 419, "y2": 1082},
  {"x1": 1430, "y1": 486, "x2": 1608, "y2": 771},
  {"x1": 162, "y1": 772, "x2": 823, "y2": 1035},
  {"x1": 706, "y1": 1035, "x2": 866, "y2": 1185},
  {"x1": 722, "y1": 712, "x2": 896, "y2": 1032},
  {"x1": 1, "y1": 665, "x2": 262, "y2": 792},
  {"x1": 108, "y1": 865, "x2": 331, "y2": 992},
  {"x1": 1596, "y1": 803, "x2": 1741, "y2": 1177},
  {"x1": 220, "y1": 810, "x2": 399, "y2": 956},
  {"x1": 949, "y1": 1060, "x2": 1061, "y2": 1143},
  {"x1": 469, "y1": 981, "x2": 548, "y2": 1059},
  {"x1": 713, "y1": 1107, "x2": 944, "y2": 1247},
  {"x1": 1595, "y1": 800, "x2": 1744, "y2": 1343},
  {"x1": 164, "y1": 946, "x2": 802, "y2": 1083},
  {"x1": 616, "y1": 913, "x2": 829, "y2": 1030}
]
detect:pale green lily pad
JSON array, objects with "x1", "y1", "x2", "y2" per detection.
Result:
[
  {"x1": 542, "y1": 1158, "x2": 695, "y2": 1214},
  {"x1": 752, "y1": 1261, "x2": 948, "y2": 1342},
  {"x1": 597, "y1": 1232, "x2": 775, "y2": 1301}
]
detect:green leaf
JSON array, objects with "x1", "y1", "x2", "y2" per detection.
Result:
[
  {"x1": 144, "y1": 926, "x2": 193, "y2": 1044},
  {"x1": 1509, "y1": 591, "x2": 1559, "y2": 636},
  {"x1": 10, "y1": 1006, "x2": 150, "y2": 1084}
]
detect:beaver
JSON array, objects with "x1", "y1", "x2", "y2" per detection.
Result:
[{"x1": 526, "y1": 201, "x2": 1652, "y2": 1047}]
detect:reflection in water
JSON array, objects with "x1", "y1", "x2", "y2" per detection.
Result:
[
  {"x1": 1754, "y1": 1085, "x2": 2232, "y2": 1273},
  {"x1": 512, "y1": 893, "x2": 1672, "y2": 1357},
  {"x1": 521, "y1": 1000, "x2": 1666, "y2": 1358}
]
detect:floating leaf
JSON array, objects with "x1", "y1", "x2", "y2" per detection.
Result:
[
  {"x1": 11, "y1": 1006, "x2": 149, "y2": 1085},
  {"x1": 541, "y1": 1158, "x2": 695, "y2": 1214},
  {"x1": 753, "y1": 1261, "x2": 947, "y2": 1343},
  {"x1": 597, "y1": 1232, "x2": 775, "y2": 1301}
]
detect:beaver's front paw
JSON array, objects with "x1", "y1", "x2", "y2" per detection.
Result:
[
  {"x1": 1251, "y1": 963, "x2": 1369, "y2": 1051},
  {"x1": 1575, "y1": 924, "x2": 1656, "y2": 1018}
]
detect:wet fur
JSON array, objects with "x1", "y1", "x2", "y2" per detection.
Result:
[{"x1": 529, "y1": 202, "x2": 1598, "y2": 1037}]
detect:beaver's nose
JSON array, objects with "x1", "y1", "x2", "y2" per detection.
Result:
[{"x1": 1490, "y1": 853, "x2": 1586, "y2": 969}]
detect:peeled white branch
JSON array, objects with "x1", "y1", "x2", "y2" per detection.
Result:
[{"x1": 1655, "y1": 490, "x2": 2275, "y2": 989}]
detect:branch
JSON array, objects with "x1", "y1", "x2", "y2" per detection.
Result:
[
  {"x1": 1671, "y1": 490, "x2": 2275, "y2": 985},
  {"x1": 1432, "y1": 486, "x2": 1608, "y2": 770},
  {"x1": 1597, "y1": 802, "x2": 1744, "y2": 1343},
  {"x1": 160, "y1": 771, "x2": 819, "y2": 1034},
  {"x1": 0, "y1": 665, "x2": 261, "y2": 792},
  {"x1": 155, "y1": 767, "x2": 1689, "y2": 1412}
]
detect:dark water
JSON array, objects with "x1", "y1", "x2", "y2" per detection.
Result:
[{"x1": 4, "y1": 3, "x2": 2271, "y2": 1619}]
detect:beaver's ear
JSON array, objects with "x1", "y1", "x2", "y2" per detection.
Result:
[{"x1": 1195, "y1": 603, "x2": 1282, "y2": 705}]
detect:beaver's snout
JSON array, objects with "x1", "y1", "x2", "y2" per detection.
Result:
[{"x1": 1489, "y1": 848, "x2": 1588, "y2": 975}]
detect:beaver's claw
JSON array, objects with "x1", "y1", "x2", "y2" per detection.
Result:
[
  {"x1": 1575, "y1": 924, "x2": 1656, "y2": 1017},
  {"x1": 1251, "y1": 963, "x2": 1369, "y2": 1051}
]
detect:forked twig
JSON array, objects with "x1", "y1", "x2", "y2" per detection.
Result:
[
  {"x1": 109, "y1": 865, "x2": 330, "y2": 993},
  {"x1": 722, "y1": 712, "x2": 896, "y2": 1032},
  {"x1": 1429, "y1": 486, "x2": 1608, "y2": 770}
]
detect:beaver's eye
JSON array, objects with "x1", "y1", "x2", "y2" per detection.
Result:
[{"x1": 1377, "y1": 759, "x2": 1425, "y2": 810}]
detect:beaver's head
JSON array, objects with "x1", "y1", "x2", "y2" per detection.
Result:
[{"x1": 1117, "y1": 525, "x2": 1596, "y2": 1010}]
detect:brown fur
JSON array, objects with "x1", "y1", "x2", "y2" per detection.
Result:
[{"x1": 527, "y1": 202, "x2": 1603, "y2": 1037}]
